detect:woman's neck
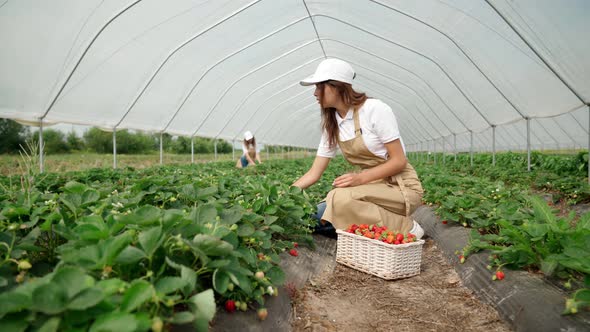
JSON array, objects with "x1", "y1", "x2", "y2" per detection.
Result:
[{"x1": 334, "y1": 102, "x2": 350, "y2": 118}]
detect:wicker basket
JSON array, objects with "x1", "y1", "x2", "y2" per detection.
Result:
[{"x1": 336, "y1": 229, "x2": 424, "y2": 280}]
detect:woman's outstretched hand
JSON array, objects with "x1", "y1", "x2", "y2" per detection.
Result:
[{"x1": 332, "y1": 172, "x2": 365, "y2": 188}]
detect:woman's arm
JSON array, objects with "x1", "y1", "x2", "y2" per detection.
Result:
[
  {"x1": 245, "y1": 152, "x2": 256, "y2": 166},
  {"x1": 333, "y1": 139, "x2": 406, "y2": 188},
  {"x1": 292, "y1": 156, "x2": 331, "y2": 189}
]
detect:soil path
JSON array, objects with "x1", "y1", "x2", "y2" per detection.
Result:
[{"x1": 291, "y1": 239, "x2": 513, "y2": 332}]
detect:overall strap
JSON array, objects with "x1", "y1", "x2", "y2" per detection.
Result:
[{"x1": 352, "y1": 107, "x2": 362, "y2": 137}]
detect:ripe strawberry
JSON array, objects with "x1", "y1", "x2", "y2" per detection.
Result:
[
  {"x1": 396, "y1": 233, "x2": 404, "y2": 242},
  {"x1": 386, "y1": 235, "x2": 394, "y2": 244},
  {"x1": 442, "y1": 220, "x2": 448, "y2": 225},
  {"x1": 495, "y1": 270, "x2": 505, "y2": 280},
  {"x1": 257, "y1": 308, "x2": 268, "y2": 321},
  {"x1": 459, "y1": 255, "x2": 465, "y2": 264},
  {"x1": 293, "y1": 242, "x2": 298, "y2": 248},
  {"x1": 289, "y1": 249, "x2": 298, "y2": 257},
  {"x1": 225, "y1": 300, "x2": 236, "y2": 312}
]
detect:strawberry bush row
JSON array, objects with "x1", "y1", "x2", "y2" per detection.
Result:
[
  {"x1": 414, "y1": 155, "x2": 590, "y2": 314},
  {"x1": 0, "y1": 159, "x2": 339, "y2": 331}
]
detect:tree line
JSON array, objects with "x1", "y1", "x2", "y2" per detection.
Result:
[{"x1": 0, "y1": 119, "x2": 233, "y2": 155}]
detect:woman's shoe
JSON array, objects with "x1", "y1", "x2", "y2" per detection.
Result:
[{"x1": 409, "y1": 220, "x2": 425, "y2": 239}]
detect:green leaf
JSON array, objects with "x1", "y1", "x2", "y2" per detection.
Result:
[
  {"x1": 170, "y1": 311, "x2": 195, "y2": 324},
  {"x1": 266, "y1": 266, "x2": 286, "y2": 285},
  {"x1": 81, "y1": 189, "x2": 100, "y2": 206},
  {"x1": 0, "y1": 291, "x2": 31, "y2": 316},
  {"x1": 181, "y1": 266, "x2": 196, "y2": 296},
  {"x1": 192, "y1": 204, "x2": 217, "y2": 226},
  {"x1": 116, "y1": 205, "x2": 161, "y2": 226},
  {"x1": 196, "y1": 187, "x2": 218, "y2": 200},
  {"x1": 212, "y1": 269, "x2": 229, "y2": 294},
  {"x1": 134, "y1": 312, "x2": 152, "y2": 332},
  {"x1": 523, "y1": 223, "x2": 548, "y2": 239},
  {"x1": 115, "y1": 245, "x2": 146, "y2": 265},
  {"x1": 120, "y1": 280, "x2": 154, "y2": 313},
  {"x1": 155, "y1": 277, "x2": 187, "y2": 295},
  {"x1": 64, "y1": 181, "x2": 87, "y2": 194},
  {"x1": 207, "y1": 259, "x2": 231, "y2": 269},
  {"x1": 540, "y1": 256, "x2": 559, "y2": 276},
  {"x1": 264, "y1": 215, "x2": 279, "y2": 225},
  {"x1": 530, "y1": 196, "x2": 555, "y2": 225},
  {"x1": 52, "y1": 266, "x2": 91, "y2": 299},
  {"x1": 32, "y1": 283, "x2": 68, "y2": 314},
  {"x1": 189, "y1": 289, "x2": 216, "y2": 331},
  {"x1": 37, "y1": 317, "x2": 60, "y2": 332},
  {"x1": 219, "y1": 205, "x2": 243, "y2": 225},
  {"x1": 232, "y1": 271, "x2": 252, "y2": 295},
  {"x1": 89, "y1": 312, "x2": 138, "y2": 332},
  {"x1": 96, "y1": 278, "x2": 126, "y2": 296},
  {"x1": 138, "y1": 226, "x2": 163, "y2": 258},
  {"x1": 72, "y1": 224, "x2": 108, "y2": 241},
  {"x1": 237, "y1": 223, "x2": 255, "y2": 237},
  {"x1": 0, "y1": 315, "x2": 28, "y2": 332},
  {"x1": 101, "y1": 232, "x2": 132, "y2": 266},
  {"x1": 264, "y1": 205, "x2": 278, "y2": 215},
  {"x1": 192, "y1": 234, "x2": 233, "y2": 256},
  {"x1": 269, "y1": 225, "x2": 284, "y2": 233},
  {"x1": 67, "y1": 287, "x2": 104, "y2": 310}
]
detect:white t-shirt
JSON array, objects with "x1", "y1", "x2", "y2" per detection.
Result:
[
  {"x1": 242, "y1": 143, "x2": 260, "y2": 155},
  {"x1": 316, "y1": 98, "x2": 405, "y2": 159}
]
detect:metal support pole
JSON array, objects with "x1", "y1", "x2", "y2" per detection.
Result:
[
  {"x1": 470, "y1": 131, "x2": 474, "y2": 167},
  {"x1": 159, "y1": 133, "x2": 163, "y2": 165},
  {"x1": 266, "y1": 144, "x2": 270, "y2": 160},
  {"x1": 433, "y1": 138, "x2": 437, "y2": 165},
  {"x1": 492, "y1": 125, "x2": 496, "y2": 166},
  {"x1": 442, "y1": 136, "x2": 446, "y2": 165},
  {"x1": 453, "y1": 134, "x2": 457, "y2": 162},
  {"x1": 214, "y1": 139, "x2": 218, "y2": 161},
  {"x1": 113, "y1": 130, "x2": 117, "y2": 169},
  {"x1": 526, "y1": 118, "x2": 531, "y2": 171},
  {"x1": 191, "y1": 136, "x2": 194, "y2": 164},
  {"x1": 39, "y1": 122, "x2": 44, "y2": 173},
  {"x1": 232, "y1": 139, "x2": 235, "y2": 160}
]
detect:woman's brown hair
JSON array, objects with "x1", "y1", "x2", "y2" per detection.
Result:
[
  {"x1": 243, "y1": 137, "x2": 256, "y2": 149},
  {"x1": 317, "y1": 80, "x2": 368, "y2": 148}
]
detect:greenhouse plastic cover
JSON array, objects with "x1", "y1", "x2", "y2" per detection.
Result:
[{"x1": 0, "y1": 0, "x2": 588, "y2": 151}]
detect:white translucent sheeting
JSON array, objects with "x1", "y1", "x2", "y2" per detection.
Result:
[{"x1": 0, "y1": 0, "x2": 589, "y2": 151}]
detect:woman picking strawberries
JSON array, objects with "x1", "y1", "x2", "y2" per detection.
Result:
[{"x1": 292, "y1": 58, "x2": 424, "y2": 238}]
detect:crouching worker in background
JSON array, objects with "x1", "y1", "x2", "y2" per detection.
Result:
[
  {"x1": 236, "y1": 131, "x2": 262, "y2": 168},
  {"x1": 291, "y1": 59, "x2": 425, "y2": 238}
]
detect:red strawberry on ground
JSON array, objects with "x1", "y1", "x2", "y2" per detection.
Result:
[
  {"x1": 225, "y1": 300, "x2": 236, "y2": 312},
  {"x1": 494, "y1": 270, "x2": 505, "y2": 280},
  {"x1": 289, "y1": 249, "x2": 298, "y2": 256},
  {"x1": 442, "y1": 220, "x2": 448, "y2": 224},
  {"x1": 257, "y1": 308, "x2": 268, "y2": 321}
]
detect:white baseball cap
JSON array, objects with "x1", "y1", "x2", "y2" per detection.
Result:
[
  {"x1": 300, "y1": 58, "x2": 355, "y2": 86},
  {"x1": 244, "y1": 131, "x2": 254, "y2": 140}
]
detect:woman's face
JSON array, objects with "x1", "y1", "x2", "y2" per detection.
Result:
[{"x1": 314, "y1": 81, "x2": 339, "y2": 108}]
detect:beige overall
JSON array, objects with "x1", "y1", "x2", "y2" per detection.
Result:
[{"x1": 321, "y1": 108, "x2": 424, "y2": 233}]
